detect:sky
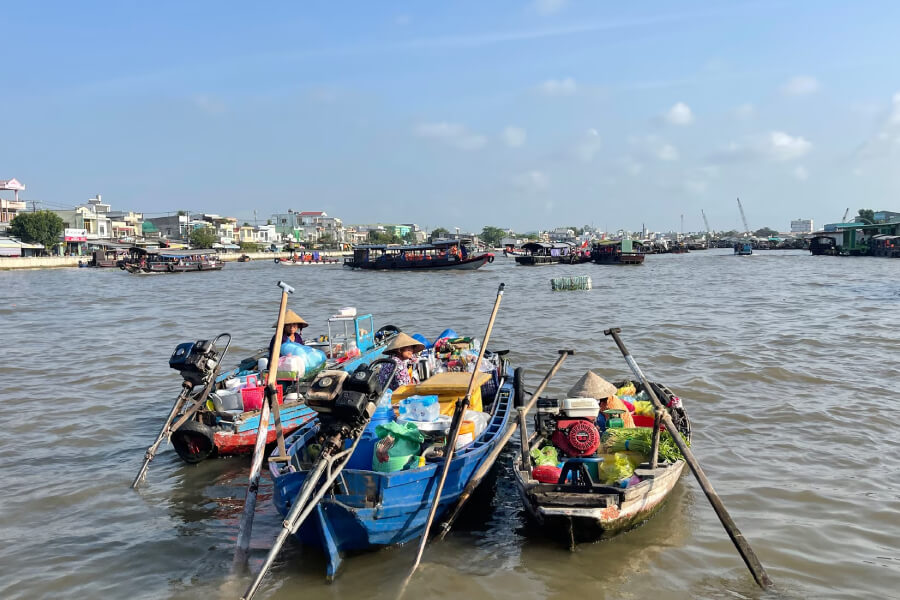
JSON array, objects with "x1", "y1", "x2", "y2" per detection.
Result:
[{"x1": 2, "y1": 0, "x2": 899, "y2": 234}]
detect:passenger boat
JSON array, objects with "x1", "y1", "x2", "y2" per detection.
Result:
[
  {"x1": 512, "y1": 375, "x2": 691, "y2": 545},
  {"x1": 162, "y1": 314, "x2": 402, "y2": 464},
  {"x1": 121, "y1": 248, "x2": 224, "y2": 273},
  {"x1": 343, "y1": 239, "x2": 494, "y2": 270},
  {"x1": 503, "y1": 246, "x2": 527, "y2": 258},
  {"x1": 80, "y1": 245, "x2": 132, "y2": 268},
  {"x1": 809, "y1": 235, "x2": 839, "y2": 256},
  {"x1": 590, "y1": 240, "x2": 645, "y2": 265},
  {"x1": 267, "y1": 347, "x2": 518, "y2": 579},
  {"x1": 275, "y1": 252, "x2": 340, "y2": 265},
  {"x1": 734, "y1": 242, "x2": 753, "y2": 256},
  {"x1": 514, "y1": 242, "x2": 583, "y2": 266}
]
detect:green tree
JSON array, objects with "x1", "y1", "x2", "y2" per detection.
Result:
[
  {"x1": 177, "y1": 210, "x2": 187, "y2": 216},
  {"x1": 189, "y1": 226, "x2": 217, "y2": 248},
  {"x1": 429, "y1": 227, "x2": 450, "y2": 240},
  {"x1": 857, "y1": 209, "x2": 875, "y2": 224},
  {"x1": 402, "y1": 231, "x2": 417, "y2": 244},
  {"x1": 369, "y1": 231, "x2": 402, "y2": 244},
  {"x1": 239, "y1": 241, "x2": 260, "y2": 252},
  {"x1": 480, "y1": 226, "x2": 506, "y2": 246},
  {"x1": 317, "y1": 233, "x2": 334, "y2": 248},
  {"x1": 754, "y1": 227, "x2": 779, "y2": 237},
  {"x1": 10, "y1": 210, "x2": 64, "y2": 253}
]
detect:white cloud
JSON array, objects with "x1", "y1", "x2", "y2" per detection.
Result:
[
  {"x1": 538, "y1": 77, "x2": 577, "y2": 96},
  {"x1": 665, "y1": 102, "x2": 694, "y2": 125},
  {"x1": 711, "y1": 131, "x2": 811, "y2": 163},
  {"x1": 734, "y1": 103, "x2": 755, "y2": 119},
  {"x1": 657, "y1": 143, "x2": 679, "y2": 161},
  {"x1": 413, "y1": 122, "x2": 487, "y2": 150},
  {"x1": 512, "y1": 170, "x2": 549, "y2": 191},
  {"x1": 192, "y1": 95, "x2": 225, "y2": 115},
  {"x1": 793, "y1": 166, "x2": 809, "y2": 181},
  {"x1": 502, "y1": 126, "x2": 527, "y2": 148},
  {"x1": 630, "y1": 134, "x2": 679, "y2": 161},
  {"x1": 781, "y1": 75, "x2": 820, "y2": 96},
  {"x1": 532, "y1": 0, "x2": 567, "y2": 15},
  {"x1": 574, "y1": 128, "x2": 602, "y2": 162},
  {"x1": 768, "y1": 131, "x2": 812, "y2": 161},
  {"x1": 856, "y1": 92, "x2": 900, "y2": 159}
]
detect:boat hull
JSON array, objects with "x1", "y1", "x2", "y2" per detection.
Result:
[
  {"x1": 270, "y1": 375, "x2": 514, "y2": 579},
  {"x1": 344, "y1": 253, "x2": 492, "y2": 270}
]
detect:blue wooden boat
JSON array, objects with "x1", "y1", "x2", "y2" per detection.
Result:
[
  {"x1": 734, "y1": 242, "x2": 753, "y2": 256},
  {"x1": 267, "y1": 365, "x2": 517, "y2": 579}
]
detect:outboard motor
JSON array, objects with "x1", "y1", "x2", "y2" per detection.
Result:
[{"x1": 169, "y1": 339, "x2": 220, "y2": 387}]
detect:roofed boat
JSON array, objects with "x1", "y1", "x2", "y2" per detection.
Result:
[
  {"x1": 343, "y1": 239, "x2": 493, "y2": 270},
  {"x1": 120, "y1": 248, "x2": 224, "y2": 273},
  {"x1": 514, "y1": 241, "x2": 584, "y2": 266},
  {"x1": 590, "y1": 239, "x2": 646, "y2": 265}
]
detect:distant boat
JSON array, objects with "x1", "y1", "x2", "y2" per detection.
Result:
[
  {"x1": 808, "y1": 235, "x2": 838, "y2": 256},
  {"x1": 590, "y1": 240, "x2": 645, "y2": 265},
  {"x1": 733, "y1": 243, "x2": 753, "y2": 256},
  {"x1": 514, "y1": 242, "x2": 584, "y2": 266},
  {"x1": 121, "y1": 248, "x2": 224, "y2": 273},
  {"x1": 343, "y1": 240, "x2": 494, "y2": 270}
]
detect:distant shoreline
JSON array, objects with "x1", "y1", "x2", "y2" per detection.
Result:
[{"x1": 0, "y1": 251, "x2": 345, "y2": 271}]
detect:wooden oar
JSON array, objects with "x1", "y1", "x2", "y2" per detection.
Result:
[
  {"x1": 437, "y1": 349, "x2": 573, "y2": 540},
  {"x1": 131, "y1": 382, "x2": 192, "y2": 488},
  {"x1": 603, "y1": 327, "x2": 774, "y2": 590},
  {"x1": 233, "y1": 280, "x2": 295, "y2": 569},
  {"x1": 402, "y1": 282, "x2": 505, "y2": 588}
]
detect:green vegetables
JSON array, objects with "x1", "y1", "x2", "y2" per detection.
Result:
[{"x1": 601, "y1": 428, "x2": 690, "y2": 463}]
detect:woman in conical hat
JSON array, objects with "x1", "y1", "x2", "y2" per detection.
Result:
[
  {"x1": 569, "y1": 371, "x2": 635, "y2": 428},
  {"x1": 268, "y1": 309, "x2": 309, "y2": 359},
  {"x1": 379, "y1": 332, "x2": 425, "y2": 391}
]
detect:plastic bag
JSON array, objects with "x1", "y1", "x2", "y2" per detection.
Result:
[
  {"x1": 616, "y1": 383, "x2": 636, "y2": 397},
  {"x1": 277, "y1": 344, "x2": 327, "y2": 380},
  {"x1": 633, "y1": 400, "x2": 655, "y2": 416},
  {"x1": 530, "y1": 445, "x2": 559, "y2": 467},
  {"x1": 373, "y1": 422, "x2": 425, "y2": 472},
  {"x1": 599, "y1": 452, "x2": 635, "y2": 484}
]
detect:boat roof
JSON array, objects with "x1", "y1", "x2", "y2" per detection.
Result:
[
  {"x1": 136, "y1": 248, "x2": 219, "y2": 257},
  {"x1": 353, "y1": 240, "x2": 469, "y2": 251},
  {"x1": 521, "y1": 241, "x2": 573, "y2": 251}
]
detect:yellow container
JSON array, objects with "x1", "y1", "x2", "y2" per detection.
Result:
[{"x1": 392, "y1": 371, "x2": 492, "y2": 415}]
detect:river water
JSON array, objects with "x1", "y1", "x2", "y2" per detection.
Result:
[{"x1": 1, "y1": 249, "x2": 897, "y2": 600}]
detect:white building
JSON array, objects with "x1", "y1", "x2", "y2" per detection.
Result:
[{"x1": 790, "y1": 219, "x2": 814, "y2": 234}]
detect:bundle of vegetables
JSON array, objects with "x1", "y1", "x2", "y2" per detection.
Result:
[
  {"x1": 633, "y1": 400, "x2": 655, "y2": 416},
  {"x1": 601, "y1": 427, "x2": 689, "y2": 463}
]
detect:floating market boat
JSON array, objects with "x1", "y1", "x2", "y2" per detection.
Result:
[
  {"x1": 514, "y1": 241, "x2": 584, "y2": 266},
  {"x1": 808, "y1": 234, "x2": 839, "y2": 256},
  {"x1": 275, "y1": 252, "x2": 341, "y2": 265},
  {"x1": 121, "y1": 248, "x2": 224, "y2": 273},
  {"x1": 159, "y1": 314, "x2": 401, "y2": 464},
  {"x1": 590, "y1": 239, "x2": 645, "y2": 265},
  {"x1": 237, "y1": 254, "x2": 252, "y2": 262},
  {"x1": 267, "y1": 345, "x2": 519, "y2": 579},
  {"x1": 734, "y1": 242, "x2": 753, "y2": 256},
  {"x1": 512, "y1": 375, "x2": 691, "y2": 545},
  {"x1": 503, "y1": 246, "x2": 527, "y2": 258},
  {"x1": 343, "y1": 239, "x2": 494, "y2": 270}
]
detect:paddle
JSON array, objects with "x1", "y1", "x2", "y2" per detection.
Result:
[
  {"x1": 603, "y1": 327, "x2": 774, "y2": 590},
  {"x1": 233, "y1": 280, "x2": 295, "y2": 569},
  {"x1": 402, "y1": 282, "x2": 505, "y2": 588},
  {"x1": 437, "y1": 349, "x2": 573, "y2": 540},
  {"x1": 131, "y1": 383, "x2": 192, "y2": 488}
]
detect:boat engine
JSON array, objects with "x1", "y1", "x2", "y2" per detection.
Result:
[
  {"x1": 169, "y1": 339, "x2": 220, "y2": 387},
  {"x1": 544, "y1": 397, "x2": 602, "y2": 458}
]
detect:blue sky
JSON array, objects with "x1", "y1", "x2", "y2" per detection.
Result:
[{"x1": 2, "y1": 0, "x2": 899, "y2": 233}]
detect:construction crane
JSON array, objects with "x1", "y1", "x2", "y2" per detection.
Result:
[
  {"x1": 701, "y1": 209, "x2": 711, "y2": 234},
  {"x1": 737, "y1": 197, "x2": 750, "y2": 236},
  {"x1": 842, "y1": 208, "x2": 849, "y2": 223}
]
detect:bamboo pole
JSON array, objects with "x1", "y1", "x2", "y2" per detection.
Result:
[
  {"x1": 603, "y1": 327, "x2": 773, "y2": 590},
  {"x1": 132, "y1": 383, "x2": 192, "y2": 488}
]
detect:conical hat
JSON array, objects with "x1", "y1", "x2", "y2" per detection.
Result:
[
  {"x1": 385, "y1": 332, "x2": 425, "y2": 354},
  {"x1": 567, "y1": 371, "x2": 617, "y2": 399},
  {"x1": 272, "y1": 309, "x2": 309, "y2": 328}
]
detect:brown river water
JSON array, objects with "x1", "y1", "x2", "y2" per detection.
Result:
[{"x1": 1, "y1": 249, "x2": 898, "y2": 600}]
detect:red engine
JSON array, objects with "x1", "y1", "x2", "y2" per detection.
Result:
[{"x1": 551, "y1": 418, "x2": 600, "y2": 457}]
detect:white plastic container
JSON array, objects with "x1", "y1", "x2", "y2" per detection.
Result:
[
  {"x1": 398, "y1": 395, "x2": 440, "y2": 422},
  {"x1": 561, "y1": 397, "x2": 600, "y2": 419},
  {"x1": 337, "y1": 306, "x2": 357, "y2": 317},
  {"x1": 224, "y1": 378, "x2": 241, "y2": 391}
]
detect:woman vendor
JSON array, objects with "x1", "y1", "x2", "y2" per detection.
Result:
[
  {"x1": 268, "y1": 309, "x2": 309, "y2": 360},
  {"x1": 568, "y1": 371, "x2": 635, "y2": 428},
  {"x1": 378, "y1": 332, "x2": 425, "y2": 391}
]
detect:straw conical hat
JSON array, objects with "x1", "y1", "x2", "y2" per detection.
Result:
[
  {"x1": 567, "y1": 371, "x2": 617, "y2": 399},
  {"x1": 272, "y1": 309, "x2": 309, "y2": 328},
  {"x1": 385, "y1": 332, "x2": 425, "y2": 354}
]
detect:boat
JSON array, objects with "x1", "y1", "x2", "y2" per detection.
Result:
[
  {"x1": 79, "y1": 245, "x2": 132, "y2": 268},
  {"x1": 275, "y1": 252, "x2": 340, "y2": 265},
  {"x1": 267, "y1": 346, "x2": 518, "y2": 579},
  {"x1": 808, "y1": 235, "x2": 839, "y2": 256},
  {"x1": 512, "y1": 377, "x2": 691, "y2": 545},
  {"x1": 503, "y1": 246, "x2": 527, "y2": 258},
  {"x1": 343, "y1": 239, "x2": 494, "y2": 270},
  {"x1": 734, "y1": 242, "x2": 753, "y2": 256},
  {"x1": 163, "y1": 313, "x2": 402, "y2": 464},
  {"x1": 590, "y1": 240, "x2": 645, "y2": 265},
  {"x1": 120, "y1": 248, "x2": 224, "y2": 273},
  {"x1": 514, "y1": 242, "x2": 583, "y2": 266},
  {"x1": 237, "y1": 254, "x2": 251, "y2": 262}
]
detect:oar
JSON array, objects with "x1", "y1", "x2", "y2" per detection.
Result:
[
  {"x1": 233, "y1": 280, "x2": 295, "y2": 569},
  {"x1": 603, "y1": 327, "x2": 774, "y2": 590},
  {"x1": 402, "y1": 282, "x2": 505, "y2": 587},
  {"x1": 438, "y1": 349, "x2": 573, "y2": 539},
  {"x1": 131, "y1": 382, "x2": 192, "y2": 488}
]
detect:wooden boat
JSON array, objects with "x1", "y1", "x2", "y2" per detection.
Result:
[
  {"x1": 121, "y1": 248, "x2": 224, "y2": 273},
  {"x1": 590, "y1": 240, "x2": 645, "y2": 265},
  {"x1": 503, "y1": 246, "x2": 527, "y2": 258},
  {"x1": 267, "y1": 355, "x2": 518, "y2": 579},
  {"x1": 734, "y1": 242, "x2": 753, "y2": 256},
  {"x1": 809, "y1": 235, "x2": 839, "y2": 256},
  {"x1": 512, "y1": 379, "x2": 691, "y2": 545},
  {"x1": 166, "y1": 315, "x2": 402, "y2": 464},
  {"x1": 237, "y1": 254, "x2": 251, "y2": 262},
  {"x1": 80, "y1": 245, "x2": 132, "y2": 268},
  {"x1": 515, "y1": 241, "x2": 582, "y2": 266},
  {"x1": 344, "y1": 239, "x2": 494, "y2": 270},
  {"x1": 275, "y1": 252, "x2": 340, "y2": 265}
]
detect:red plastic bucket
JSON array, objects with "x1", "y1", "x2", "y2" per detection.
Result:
[{"x1": 241, "y1": 385, "x2": 283, "y2": 411}]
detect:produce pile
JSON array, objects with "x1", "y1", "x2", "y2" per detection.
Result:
[{"x1": 601, "y1": 427, "x2": 689, "y2": 463}]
